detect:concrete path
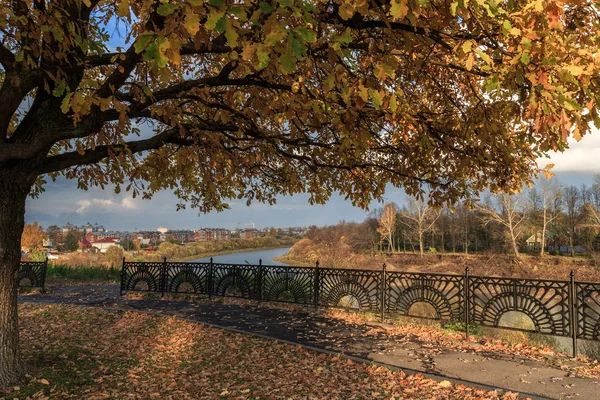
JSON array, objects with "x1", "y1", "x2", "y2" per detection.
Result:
[{"x1": 19, "y1": 283, "x2": 600, "y2": 399}]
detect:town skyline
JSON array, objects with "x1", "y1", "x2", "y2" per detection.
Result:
[{"x1": 25, "y1": 133, "x2": 600, "y2": 231}]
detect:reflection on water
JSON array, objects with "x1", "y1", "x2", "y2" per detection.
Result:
[{"x1": 190, "y1": 247, "x2": 290, "y2": 266}]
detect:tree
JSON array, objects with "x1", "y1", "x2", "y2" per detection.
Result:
[
  {"x1": 564, "y1": 186, "x2": 580, "y2": 257},
  {"x1": 377, "y1": 203, "x2": 397, "y2": 252},
  {"x1": 104, "y1": 245, "x2": 124, "y2": 267},
  {"x1": 63, "y1": 232, "x2": 79, "y2": 252},
  {"x1": 20, "y1": 222, "x2": 45, "y2": 252},
  {"x1": 476, "y1": 193, "x2": 526, "y2": 258},
  {"x1": 529, "y1": 178, "x2": 562, "y2": 256},
  {"x1": 0, "y1": 0, "x2": 598, "y2": 388},
  {"x1": 399, "y1": 197, "x2": 440, "y2": 257}
]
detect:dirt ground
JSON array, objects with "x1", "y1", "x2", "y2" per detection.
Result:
[{"x1": 381, "y1": 253, "x2": 600, "y2": 282}]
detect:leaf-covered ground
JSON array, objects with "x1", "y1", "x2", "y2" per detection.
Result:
[{"x1": 3, "y1": 303, "x2": 521, "y2": 399}]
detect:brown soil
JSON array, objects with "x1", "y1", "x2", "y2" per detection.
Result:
[{"x1": 284, "y1": 238, "x2": 600, "y2": 281}]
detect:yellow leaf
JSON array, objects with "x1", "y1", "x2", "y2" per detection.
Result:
[
  {"x1": 116, "y1": 0, "x2": 129, "y2": 17},
  {"x1": 465, "y1": 53, "x2": 475, "y2": 71},
  {"x1": 573, "y1": 125, "x2": 582, "y2": 141},
  {"x1": 184, "y1": 12, "x2": 200, "y2": 37},
  {"x1": 438, "y1": 380, "x2": 452, "y2": 388},
  {"x1": 565, "y1": 65, "x2": 584, "y2": 76},
  {"x1": 39, "y1": 379, "x2": 50, "y2": 385},
  {"x1": 338, "y1": 3, "x2": 355, "y2": 20},
  {"x1": 542, "y1": 170, "x2": 555, "y2": 179},
  {"x1": 390, "y1": 0, "x2": 409, "y2": 19},
  {"x1": 461, "y1": 40, "x2": 473, "y2": 54}
]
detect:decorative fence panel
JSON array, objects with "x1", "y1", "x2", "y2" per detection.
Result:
[
  {"x1": 317, "y1": 267, "x2": 382, "y2": 312},
  {"x1": 261, "y1": 265, "x2": 314, "y2": 305},
  {"x1": 469, "y1": 276, "x2": 571, "y2": 337},
  {"x1": 386, "y1": 272, "x2": 464, "y2": 321},
  {"x1": 121, "y1": 260, "x2": 600, "y2": 356},
  {"x1": 18, "y1": 260, "x2": 48, "y2": 289},
  {"x1": 576, "y1": 282, "x2": 600, "y2": 341}
]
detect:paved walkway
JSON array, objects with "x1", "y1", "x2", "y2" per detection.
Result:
[{"x1": 19, "y1": 283, "x2": 600, "y2": 399}]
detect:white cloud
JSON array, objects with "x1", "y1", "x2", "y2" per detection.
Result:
[
  {"x1": 540, "y1": 129, "x2": 600, "y2": 172},
  {"x1": 76, "y1": 196, "x2": 137, "y2": 215}
]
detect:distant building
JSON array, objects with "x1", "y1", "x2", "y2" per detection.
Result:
[
  {"x1": 91, "y1": 238, "x2": 121, "y2": 253},
  {"x1": 78, "y1": 238, "x2": 92, "y2": 250},
  {"x1": 241, "y1": 228, "x2": 260, "y2": 239},
  {"x1": 526, "y1": 232, "x2": 545, "y2": 248},
  {"x1": 166, "y1": 230, "x2": 195, "y2": 243},
  {"x1": 194, "y1": 228, "x2": 230, "y2": 241},
  {"x1": 62, "y1": 222, "x2": 76, "y2": 234},
  {"x1": 86, "y1": 231, "x2": 120, "y2": 242}
]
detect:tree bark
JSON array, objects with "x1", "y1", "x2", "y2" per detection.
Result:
[{"x1": 0, "y1": 170, "x2": 32, "y2": 388}]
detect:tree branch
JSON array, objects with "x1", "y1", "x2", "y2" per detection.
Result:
[{"x1": 38, "y1": 122, "x2": 238, "y2": 174}]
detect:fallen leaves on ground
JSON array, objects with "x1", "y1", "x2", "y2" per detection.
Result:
[{"x1": 6, "y1": 303, "x2": 522, "y2": 399}]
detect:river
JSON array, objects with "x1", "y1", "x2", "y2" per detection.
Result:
[{"x1": 189, "y1": 247, "x2": 291, "y2": 266}]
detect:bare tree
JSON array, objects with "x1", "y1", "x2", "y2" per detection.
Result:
[
  {"x1": 400, "y1": 197, "x2": 440, "y2": 256},
  {"x1": 529, "y1": 178, "x2": 562, "y2": 256},
  {"x1": 377, "y1": 203, "x2": 397, "y2": 252},
  {"x1": 564, "y1": 186, "x2": 580, "y2": 257},
  {"x1": 476, "y1": 193, "x2": 526, "y2": 258}
]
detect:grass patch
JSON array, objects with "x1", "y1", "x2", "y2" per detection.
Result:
[
  {"x1": 47, "y1": 264, "x2": 121, "y2": 282},
  {"x1": 4, "y1": 304, "x2": 521, "y2": 399}
]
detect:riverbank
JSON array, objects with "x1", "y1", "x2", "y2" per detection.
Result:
[
  {"x1": 272, "y1": 253, "x2": 313, "y2": 267},
  {"x1": 284, "y1": 238, "x2": 600, "y2": 281}
]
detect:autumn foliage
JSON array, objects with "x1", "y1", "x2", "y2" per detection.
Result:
[{"x1": 20, "y1": 222, "x2": 45, "y2": 252}]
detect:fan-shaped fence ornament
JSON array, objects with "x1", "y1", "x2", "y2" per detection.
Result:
[{"x1": 18, "y1": 261, "x2": 48, "y2": 289}]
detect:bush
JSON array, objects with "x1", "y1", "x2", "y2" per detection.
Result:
[
  {"x1": 28, "y1": 250, "x2": 48, "y2": 262},
  {"x1": 105, "y1": 246, "x2": 124, "y2": 267}
]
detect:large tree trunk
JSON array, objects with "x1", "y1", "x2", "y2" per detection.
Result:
[{"x1": 0, "y1": 170, "x2": 32, "y2": 388}]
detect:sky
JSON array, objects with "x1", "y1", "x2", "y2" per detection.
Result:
[
  {"x1": 24, "y1": 131, "x2": 600, "y2": 231},
  {"x1": 21, "y1": 16, "x2": 600, "y2": 231}
]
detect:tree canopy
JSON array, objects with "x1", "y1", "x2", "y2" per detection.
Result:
[{"x1": 1, "y1": 0, "x2": 597, "y2": 210}]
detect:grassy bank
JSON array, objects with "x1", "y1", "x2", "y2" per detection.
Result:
[
  {"x1": 7, "y1": 303, "x2": 519, "y2": 399},
  {"x1": 46, "y1": 263, "x2": 121, "y2": 283}
]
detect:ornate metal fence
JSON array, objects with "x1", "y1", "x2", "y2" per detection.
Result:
[
  {"x1": 18, "y1": 260, "x2": 48, "y2": 289},
  {"x1": 121, "y1": 259, "x2": 600, "y2": 356}
]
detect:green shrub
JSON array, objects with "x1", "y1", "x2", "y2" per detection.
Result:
[
  {"x1": 47, "y1": 264, "x2": 121, "y2": 282},
  {"x1": 28, "y1": 250, "x2": 48, "y2": 262}
]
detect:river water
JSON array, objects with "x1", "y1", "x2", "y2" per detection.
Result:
[{"x1": 189, "y1": 247, "x2": 291, "y2": 266}]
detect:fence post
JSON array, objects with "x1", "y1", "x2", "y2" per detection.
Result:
[
  {"x1": 161, "y1": 257, "x2": 167, "y2": 297},
  {"x1": 570, "y1": 270, "x2": 578, "y2": 357},
  {"x1": 120, "y1": 257, "x2": 126, "y2": 296},
  {"x1": 380, "y1": 263, "x2": 387, "y2": 323},
  {"x1": 258, "y1": 258, "x2": 263, "y2": 301},
  {"x1": 314, "y1": 260, "x2": 320, "y2": 310},
  {"x1": 464, "y1": 266, "x2": 470, "y2": 341},
  {"x1": 41, "y1": 257, "x2": 49, "y2": 291},
  {"x1": 208, "y1": 257, "x2": 213, "y2": 300}
]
